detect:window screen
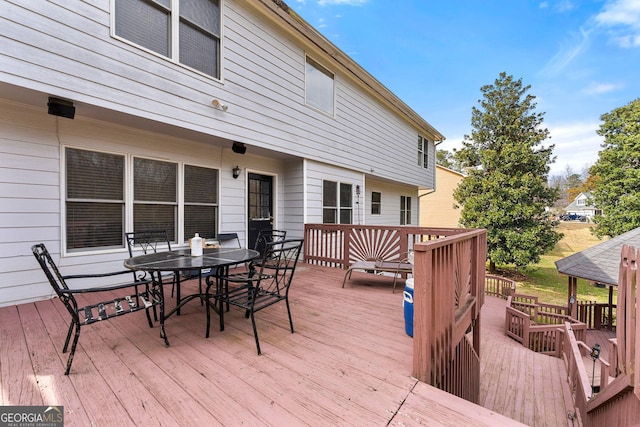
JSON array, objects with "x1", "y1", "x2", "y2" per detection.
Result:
[
  {"x1": 184, "y1": 164, "x2": 218, "y2": 240},
  {"x1": 66, "y1": 148, "x2": 125, "y2": 250},
  {"x1": 133, "y1": 157, "x2": 177, "y2": 238}
]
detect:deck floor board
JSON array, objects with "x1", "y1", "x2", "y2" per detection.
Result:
[{"x1": 2, "y1": 264, "x2": 588, "y2": 426}]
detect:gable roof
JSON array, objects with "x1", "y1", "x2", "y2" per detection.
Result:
[
  {"x1": 555, "y1": 227, "x2": 640, "y2": 286},
  {"x1": 564, "y1": 191, "x2": 596, "y2": 211}
]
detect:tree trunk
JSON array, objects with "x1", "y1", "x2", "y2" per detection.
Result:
[{"x1": 488, "y1": 259, "x2": 496, "y2": 272}]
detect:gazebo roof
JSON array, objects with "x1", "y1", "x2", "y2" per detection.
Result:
[{"x1": 555, "y1": 227, "x2": 640, "y2": 286}]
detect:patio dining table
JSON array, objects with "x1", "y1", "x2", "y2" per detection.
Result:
[{"x1": 124, "y1": 247, "x2": 259, "y2": 346}]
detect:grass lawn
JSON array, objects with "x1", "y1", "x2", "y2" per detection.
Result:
[{"x1": 494, "y1": 222, "x2": 614, "y2": 306}]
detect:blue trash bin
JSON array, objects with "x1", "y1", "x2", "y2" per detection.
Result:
[{"x1": 403, "y1": 278, "x2": 414, "y2": 337}]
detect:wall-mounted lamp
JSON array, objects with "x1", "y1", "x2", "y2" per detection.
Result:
[
  {"x1": 232, "y1": 165, "x2": 241, "y2": 179},
  {"x1": 355, "y1": 184, "x2": 361, "y2": 197},
  {"x1": 211, "y1": 99, "x2": 228, "y2": 111},
  {"x1": 232, "y1": 141, "x2": 246, "y2": 154},
  {"x1": 48, "y1": 97, "x2": 75, "y2": 119},
  {"x1": 590, "y1": 343, "x2": 601, "y2": 395}
]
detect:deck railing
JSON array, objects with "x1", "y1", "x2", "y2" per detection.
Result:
[
  {"x1": 505, "y1": 293, "x2": 586, "y2": 356},
  {"x1": 303, "y1": 224, "x2": 468, "y2": 268},
  {"x1": 303, "y1": 224, "x2": 487, "y2": 404},
  {"x1": 576, "y1": 300, "x2": 617, "y2": 331},
  {"x1": 412, "y1": 228, "x2": 487, "y2": 403},
  {"x1": 484, "y1": 274, "x2": 515, "y2": 299},
  {"x1": 577, "y1": 244, "x2": 640, "y2": 426}
]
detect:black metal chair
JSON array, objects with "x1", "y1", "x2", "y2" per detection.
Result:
[
  {"x1": 206, "y1": 239, "x2": 303, "y2": 354},
  {"x1": 217, "y1": 232, "x2": 242, "y2": 248},
  {"x1": 124, "y1": 230, "x2": 178, "y2": 296},
  {"x1": 254, "y1": 229, "x2": 287, "y2": 256},
  {"x1": 31, "y1": 243, "x2": 162, "y2": 375}
]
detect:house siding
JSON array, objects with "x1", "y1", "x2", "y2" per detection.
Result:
[
  {"x1": 1, "y1": 0, "x2": 436, "y2": 188},
  {"x1": 0, "y1": 0, "x2": 443, "y2": 305},
  {"x1": 366, "y1": 179, "x2": 419, "y2": 226},
  {"x1": 419, "y1": 166, "x2": 464, "y2": 228}
]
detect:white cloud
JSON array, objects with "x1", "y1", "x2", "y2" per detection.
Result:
[
  {"x1": 436, "y1": 124, "x2": 603, "y2": 178},
  {"x1": 547, "y1": 121, "x2": 603, "y2": 176},
  {"x1": 539, "y1": 1, "x2": 575, "y2": 12},
  {"x1": 594, "y1": 0, "x2": 640, "y2": 47},
  {"x1": 541, "y1": 27, "x2": 591, "y2": 76},
  {"x1": 582, "y1": 81, "x2": 623, "y2": 95},
  {"x1": 317, "y1": 0, "x2": 368, "y2": 5}
]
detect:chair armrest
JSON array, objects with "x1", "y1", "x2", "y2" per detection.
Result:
[
  {"x1": 61, "y1": 270, "x2": 152, "y2": 294},
  {"x1": 63, "y1": 269, "x2": 134, "y2": 280}
]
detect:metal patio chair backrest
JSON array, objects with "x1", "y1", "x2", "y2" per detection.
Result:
[{"x1": 31, "y1": 243, "x2": 159, "y2": 375}]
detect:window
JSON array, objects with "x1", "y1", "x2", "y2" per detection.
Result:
[
  {"x1": 65, "y1": 148, "x2": 219, "y2": 252},
  {"x1": 400, "y1": 196, "x2": 412, "y2": 225},
  {"x1": 339, "y1": 183, "x2": 353, "y2": 224},
  {"x1": 133, "y1": 157, "x2": 177, "y2": 239},
  {"x1": 184, "y1": 165, "x2": 218, "y2": 239},
  {"x1": 66, "y1": 148, "x2": 125, "y2": 250},
  {"x1": 577, "y1": 198, "x2": 585, "y2": 206},
  {"x1": 322, "y1": 180, "x2": 352, "y2": 224},
  {"x1": 418, "y1": 135, "x2": 429, "y2": 169},
  {"x1": 306, "y1": 56, "x2": 334, "y2": 115},
  {"x1": 371, "y1": 191, "x2": 381, "y2": 215},
  {"x1": 114, "y1": 0, "x2": 221, "y2": 78}
]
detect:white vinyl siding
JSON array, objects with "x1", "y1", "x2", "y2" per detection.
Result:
[{"x1": 0, "y1": 1, "x2": 435, "y2": 190}]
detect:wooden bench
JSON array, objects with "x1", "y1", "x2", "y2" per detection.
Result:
[{"x1": 342, "y1": 255, "x2": 413, "y2": 293}]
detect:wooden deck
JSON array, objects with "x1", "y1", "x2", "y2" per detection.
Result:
[{"x1": 1, "y1": 264, "x2": 576, "y2": 426}]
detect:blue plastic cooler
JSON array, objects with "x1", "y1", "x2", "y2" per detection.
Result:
[{"x1": 403, "y1": 278, "x2": 414, "y2": 337}]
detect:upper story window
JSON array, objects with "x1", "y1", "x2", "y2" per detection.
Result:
[
  {"x1": 114, "y1": 0, "x2": 221, "y2": 78},
  {"x1": 577, "y1": 197, "x2": 585, "y2": 206},
  {"x1": 418, "y1": 135, "x2": 429, "y2": 169},
  {"x1": 306, "y1": 56, "x2": 335, "y2": 115},
  {"x1": 65, "y1": 147, "x2": 218, "y2": 252},
  {"x1": 371, "y1": 191, "x2": 381, "y2": 215},
  {"x1": 323, "y1": 180, "x2": 352, "y2": 224},
  {"x1": 400, "y1": 196, "x2": 412, "y2": 225}
]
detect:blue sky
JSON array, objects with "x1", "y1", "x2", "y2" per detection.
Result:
[{"x1": 288, "y1": 0, "x2": 640, "y2": 177}]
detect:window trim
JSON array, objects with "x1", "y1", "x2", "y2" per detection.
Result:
[
  {"x1": 400, "y1": 195, "x2": 412, "y2": 225},
  {"x1": 418, "y1": 135, "x2": 429, "y2": 169},
  {"x1": 110, "y1": 0, "x2": 223, "y2": 81},
  {"x1": 371, "y1": 191, "x2": 381, "y2": 215},
  {"x1": 305, "y1": 55, "x2": 335, "y2": 116},
  {"x1": 322, "y1": 180, "x2": 353, "y2": 224}
]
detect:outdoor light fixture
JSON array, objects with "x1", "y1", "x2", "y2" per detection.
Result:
[
  {"x1": 211, "y1": 99, "x2": 228, "y2": 111},
  {"x1": 590, "y1": 343, "x2": 601, "y2": 395},
  {"x1": 47, "y1": 97, "x2": 75, "y2": 119},
  {"x1": 232, "y1": 141, "x2": 246, "y2": 154},
  {"x1": 232, "y1": 165, "x2": 241, "y2": 179}
]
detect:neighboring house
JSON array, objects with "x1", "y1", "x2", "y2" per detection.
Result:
[
  {"x1": 0, "y1": 0, "x2": 444, "y2": 306},
  {"x1": 564, "y1": 191, "x2": 601, "y2": 218},
  {"x1": 419, "y1": 166, "x2": 464, "y2": 228}
]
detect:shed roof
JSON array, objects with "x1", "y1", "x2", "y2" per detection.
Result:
[{"x1": 555, "y1": 227, "x2": 640, "y2": 286}]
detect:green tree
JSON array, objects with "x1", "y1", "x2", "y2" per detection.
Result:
[
  {"x1": 590, "y1": 98, "x2": 640, "y2": 238},
  {"x1": 436, "y1": 149, "x2": 462, "y2": 171},
  {"x1": 454, "y1": 72, "x2": 561, "y2": 270}
]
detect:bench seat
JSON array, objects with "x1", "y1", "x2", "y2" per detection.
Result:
[{"x1": 342, "y1": 258, "x2": 413, "y2": 293}]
